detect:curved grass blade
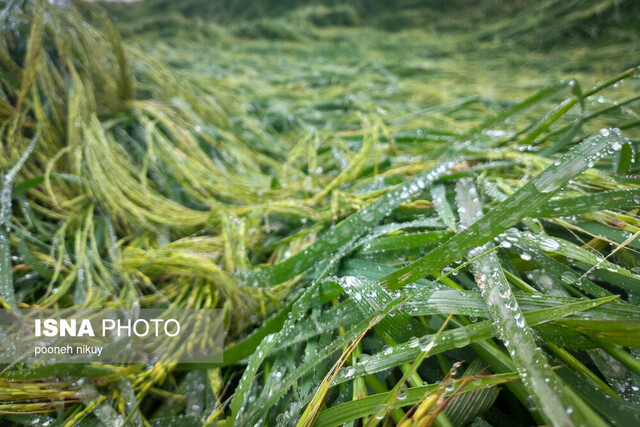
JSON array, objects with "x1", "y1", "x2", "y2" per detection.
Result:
[
  {"x1": 233, "y1": 257, "x2": 485, "y2": 425},
  {"x1": 1, "y1": 136, "x2": 37, "y2": 308},
  {"x1": 295, "y1": 320, "x2": 369, "y2": 427},
  {"x1": 355, "y1": 230, "x2": 453, "y2": 261},
  {"x1": 555, "y1": 319, "x2": 640, "y2": 348},
  {"x1": 443, "y1": 359, "x2": 500, "y2": 426},
  {"x1": 532, "y1": 188, "x2": 640, "y2": 218},
  {"x1": 381, "y1": 129, "x2": 627, "y2": 290},
  {"x1": 509, "y1": 229, "x2": 640, "y2": 291},
  {"x1": 573, "y1": 221, "x2": 640, "y2": 251},
  {"x1": 462, "y1": 81, "x2": 571, "y2": 138},
  {"x1": 457, "y1": 178, "x2": 594, "y2": 427},
  {"x1": 339, "y1": 275, "x2": 426, "y2": 343},
  {"x1": 229, "y1": 223, "x2": 386, "y2": 424},
  {"x1": 333, "y1": 295, "x2": 617, "y2": 386},
  {"x1": 431, "y1": 184, "x2": 457, "y2": 232},
  {"x1": 246, "y1": 161, "x2": 458, "y2": 287},
  {"x1": 235, "y1": 289, "x2": 635, "y2": 360},
  {"x1": 556, "y1": 368, "x2": 640, "y2": 426},
  {"x1": 505, "y1": 242, "x2": 611, "y2": 298},
  {"x1": 314, "y1": 373, "x2": 518, "y2": 427}
]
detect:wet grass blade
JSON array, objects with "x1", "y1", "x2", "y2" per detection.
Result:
[
  {"x1": 532, "y1": 189, "x2": 640, "y2": 218},
  {"x1": 509, "y1": 229, "x2": 640, "y2": 291},
  {"x1": 456, "y1": 178, "x2": 596, "y2": 426},
  {"x1": 332, "y1": 295, "x2": 618, "y2": 386},
  {"x1": 0, "y1": 136, "x2": 37, "y2": 308},
  {"x1": 314, "y1": 373, "x2": 518, "y2": 427},
  {"x1": 431, "y1": 184, "x2": 457, "y2": 232},
  {"x1": 381, "y1": 129, "x2": 627, "y2": 290},
  {"x1": 247, "y1": 161, "x2": 458, "y2": 287},
  {"x1": 442, "y1": 359, "x2": 500, "y2": 426}
]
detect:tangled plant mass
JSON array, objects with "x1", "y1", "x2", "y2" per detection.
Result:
[{"x1": 1, "y1": 0, "x2": 640, "y2": 425}]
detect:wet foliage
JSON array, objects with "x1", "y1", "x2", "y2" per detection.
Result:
[{"x1": 1, "y1": 0, "x2": 640, "y2": 425}]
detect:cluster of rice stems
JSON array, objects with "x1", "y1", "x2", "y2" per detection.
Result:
[{"x1": 1, "y1": 0, "x2": 640, "y2": 425}]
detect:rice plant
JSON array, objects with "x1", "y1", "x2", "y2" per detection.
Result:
[{"x1": 1, "y1": 0, "x2": 639, "y2": 425}]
